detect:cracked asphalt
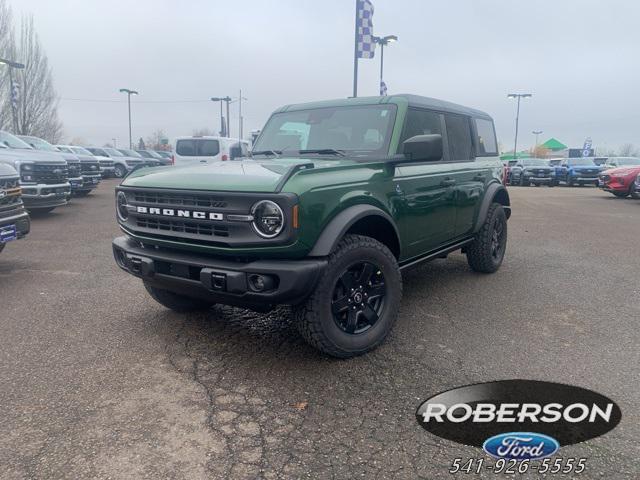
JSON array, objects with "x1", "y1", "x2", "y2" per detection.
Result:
[{"x1": 1, "y1": 179, "x2": 639, "y2": 479}]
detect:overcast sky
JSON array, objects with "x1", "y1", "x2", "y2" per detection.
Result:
[{"x1": 11, "y1": 0, "x2": 640, "y2": 151}]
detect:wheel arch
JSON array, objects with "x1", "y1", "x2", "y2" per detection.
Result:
[
  {"x1": 473, "y1": 182, "x2": 511, "y2": 233},
  {"x1": 307, "y1": 204, "x2": 401, "y2": 259}
]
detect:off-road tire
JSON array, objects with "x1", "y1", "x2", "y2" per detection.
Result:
[
  {"x1": 143, "y1": 282, "x2": 214, "y2": 312},
  {"x1": 466, "y1": 203, "x2": 507, "y2": 274},
  {"x1": 294, "y1": 234, "x2": 402, "y2": 358},
  {"x1": 114, "y1": 164, "x2": 127, "y2": 178},
  {"x1": 630, "y1": 183, "x2": 639, "y2": 199}
]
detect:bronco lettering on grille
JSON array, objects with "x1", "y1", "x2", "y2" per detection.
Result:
[{"x1": 136, "y1": 206, "x2": 223, "y2": 221}]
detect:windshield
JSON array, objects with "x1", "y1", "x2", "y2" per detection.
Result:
[
  {"x1": 567, "y1": 158, "x2": 595, "y2": 166},
  {"x1": 522, "y1": 158, "x2": 548, "y2": 166},
  {"x1": 71, "y1": 147, "x2": 93, "y2": 155},
  {"x1": 612, "y1": 157, "x2": 640, "y2": 166},
  {"x1": 103, "y1": 148, "x2": 124, "y2": 157},
  {"x1": 253, "y1": 105, "x2": 396, "y2": 158},
  {"x1": 119, "y1": 149, "x2": 142, "y2": 157},
  {"x1": 19, "y1": 136, "x2": 58, "y2": 151},
  {"x1": 136, "y1": 150, "x2": 152, "y2": 158},
  {"x1": 0, "y1": 131, "x2": 33, "y2": 149}
]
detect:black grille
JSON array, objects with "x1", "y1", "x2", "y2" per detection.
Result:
[
  {"x1": 0, "y1": 176, "x2": 23, "y2": 218},
  {"x1": 99, "y1": 160, "x2": 115, "y2": 168},
  {"x1": 133, "y1": 192, "x2": 228, "y2": 208},
  {"x1": 67, "y1": 162, "x2": 81, "y2": 178},
  {"x1": 80, "y1": 161, "x2": 101, "y2": 175},
  {"x1": 136, "y1": 217, "x2": 230, "y2": 237},
  {"x1": 31, "y1": 163, "x2": 69, "y2": 184}
]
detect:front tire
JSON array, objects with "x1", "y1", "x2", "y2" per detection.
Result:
[
  {"x1": 466, "y1": 203, "x2": 507, "y2": 274},
  {"x1": 612, "y1": 191, "x2": 629, "y2": 198},
  {"x1": 114, "y1": 164, "x2": 127, "y2": 178},
  {"x1": 294, "y1": 234, "x2": 402, "y2": 358},
  {"x1": 143, "y1": 282, "x2": 215, "y2": 312},
  {"x1": 630, "y1": 183, "x2": 639, "y2": 199}
]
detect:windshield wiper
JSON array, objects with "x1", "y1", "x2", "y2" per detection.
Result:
[
  {"x1": 251, "y1": 149, "x2": 282, "y2": 158},
  {"x1": 298, "y1": 148, "x2": 346, "y2": 157}
]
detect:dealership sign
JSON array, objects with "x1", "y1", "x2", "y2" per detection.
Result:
[{"x1": 416, "y1": 380, "x2": 621, "y2": 460}]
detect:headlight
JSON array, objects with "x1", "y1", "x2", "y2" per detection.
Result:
[
  {"x1": 116, "y1": 191, "x2": 129, "y2": 221},
  {"x1": 251, "y1": 200, "x2": 284, "y2": 238}
]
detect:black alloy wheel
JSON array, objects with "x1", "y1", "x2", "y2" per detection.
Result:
[{"x1": 331, "y1": 261, "x2": 386, "y2": 335}]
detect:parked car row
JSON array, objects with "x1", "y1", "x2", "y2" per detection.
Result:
[
  {"x1": 0, "y1": 130, "x2": 172, "y2": 255},
  {"x1": 505, "y1": 156, "x2": 640, "y2": 198}
]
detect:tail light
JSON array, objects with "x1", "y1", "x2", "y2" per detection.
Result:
[{"x1": 221, "y1": 154, "x2": 228, "y2": 161}]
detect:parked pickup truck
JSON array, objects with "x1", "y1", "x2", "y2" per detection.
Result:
[
  {"x1": 112, "y1": 94, "x2": 510, "y2": 357},
  {"x1": 0, "y1": 164, "x2": 30, "y2": 254},
  {"x1": 0, "y1": 131, "x2": 70, "y2": 213},
  {"x1": 509, "y1": 158, "x2": 556, "y2": 186},
  {"x1": 58, "y1": 145, "x2": 108, "y2": 184},
  {"x1": 555, "y1": 157, "x2": 602, "y2": 186}
]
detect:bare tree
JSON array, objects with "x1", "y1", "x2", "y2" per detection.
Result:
[
  {"x1": 192, "y1": 127, "x2": 215, "y2": 137},
  {"x1": 617, "y1": 143, "x2": 639, "y2": 157},
  {"x1": 0, "y1": 0, "x2": 14, "y2": 130},
  {"x1": 12, "y1": 15, "x2": 63, "y2": 142},
  {"x1": 145, "y1": 129, "x2": 169, "y2": 150}
]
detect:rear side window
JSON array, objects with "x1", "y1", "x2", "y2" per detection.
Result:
[
  {"x1": 474, "y1": 118, "x2": 498, "y2": 156},
  {"x1": 398, "y1": 108, "x2": 442, "y2": 151},
  {"x1": 176, "y1": 139, "x2": 220, "y2": 157},
  {"x1": 444, "y1": 114, "x2": 473, "y2": 161}
]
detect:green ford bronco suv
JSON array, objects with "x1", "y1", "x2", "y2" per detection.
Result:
[{"x1": 112, "y1": 94, "x2": 510, "y2": 357}]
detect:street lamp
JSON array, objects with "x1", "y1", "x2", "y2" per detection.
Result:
[
  {"x1": 532, "y1": 130, "x2": 543, "y2": 156},
  {"x1": 211, "y1": 96, "x2": 232, "y2": 137},
  {"x1": 507, "y1": 93, "x2": 532, "y2": 161},
  {"x1": 0, "y1": 57, "x2": 25, "y2": 133},
  {"x1": 373, "y1": 35, "x2": 397, "y2": 95},
  {"x1": 119, "y1": 88, "x2": 138, "y2": 149}
]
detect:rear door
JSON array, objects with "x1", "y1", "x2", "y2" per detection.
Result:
[
  {"x1": 449, "y1": 115, "x2": 495, "y2": 236},
  {"x1": 174, "y1": 139, "x2": 220, "y2": 165}
]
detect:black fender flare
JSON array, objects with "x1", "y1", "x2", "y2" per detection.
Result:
[
  {"x1": 307, "y1": 204, "x2": 400, "y2": 257},
  {"x1": 473, "y1": 183, "x2": 511, "y2": 233}
]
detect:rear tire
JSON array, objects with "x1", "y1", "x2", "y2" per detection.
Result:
[
  {"x1": 466, "y1": 203, "x2": 507, "y2": 274},
  {"x1": 294, "y1": 234, "x2": 402, "y2": 358},
  {"x1": 143, "y1": 282, "x2": 215, "y2": 312}
]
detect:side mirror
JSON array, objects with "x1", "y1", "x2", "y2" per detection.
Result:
[{"x1": 402, "y1": 134, "x2": 442, "y2": 162}]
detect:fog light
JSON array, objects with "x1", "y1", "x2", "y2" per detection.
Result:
[{"x1": 248, "y1": 274, "x2": 276, "y2": 292}]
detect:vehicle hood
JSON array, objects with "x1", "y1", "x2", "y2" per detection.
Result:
[
  {"x1": 75, "y1": 154, "x2": 98, "y2": 162},
  {"x1": 602, "y1": 166, "x2": 640, "y2": 176},
  {"x1": 0, "y1": 148, "x2": 67, "y2": 164},
  {"x1": 122, "y1": 158, "x2": 350, "y2": 192},
  {"x1": 0, "y1": 163, "x2": 18, "y2": 176},
  {"x1": 57, "y1": 152, "x2": 80, "y2": 163},
  {"x1": 568, "y1": 165, "x2": 601, "y2": 171}
]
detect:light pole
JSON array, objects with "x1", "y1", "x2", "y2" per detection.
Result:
[
  {"x1": 119, "y1": 88, "x2": 138, "y2": 149},
  {"x1": 0, "y1": 57, "x2": 25, "y2": 133},
  {"x1": 237, "y1": 90, "x2": 248, "y2": 140},
  {"x1": 373, "y1": 35, "x2": 397, "y2": 95},
  {"x1": 532, "y1": 130, "x2": 543, "y2": 156},
  {"x1": 507, "y1": 93, "x2": 532, "y2": 160},
  {"x1": 211, "y1": 97, "x2": 225, "y2": 136}
]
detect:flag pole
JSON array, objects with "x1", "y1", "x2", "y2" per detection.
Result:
[{"x1": 352, "y1": 0, "x2": 359, "y2": 98}]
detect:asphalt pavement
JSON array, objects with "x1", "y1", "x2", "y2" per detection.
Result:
[{"x1": 0, "y1": 180, "x2": 638, "y2": 479}]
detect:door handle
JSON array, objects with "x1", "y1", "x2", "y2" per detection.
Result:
[{"x1": 440, "y1": 178, "x2": 456, "y2": 187}]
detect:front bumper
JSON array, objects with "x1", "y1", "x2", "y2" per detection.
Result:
[
  {"x1": 69, "y1": 176, "x2": 84, "y2": 192},
  {"x1": 0, "y1": 210, "x2": 30, "y2": 240},
  {"x1": 20, "y1": 182, "x2": 70, "y2": 209},
  {"x1": 112, "y1": 236, "x2": 327, "y2": 308},
  {"x1": 78, "y1": 174, "x2": 101, "y2": 191},
  {"x1": 569, "y1": 176, "x2": 599, "y2": 184},
  {"x1": 526, "y1": 176, "x2": 554, "y2": 183}
]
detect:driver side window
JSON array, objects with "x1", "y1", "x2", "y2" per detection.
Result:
[{"x1": 398, "y1": 108, "x2": 442, "y2": 153}]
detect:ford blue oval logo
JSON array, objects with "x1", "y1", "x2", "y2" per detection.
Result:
[{"x1": 483, "y1": 432, "x2": 559, "y2": 460}]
